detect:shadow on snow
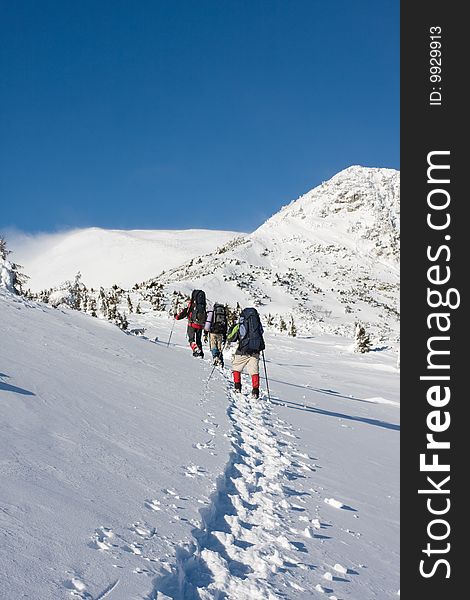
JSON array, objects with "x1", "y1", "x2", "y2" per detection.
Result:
[
  {"x1": 0, "y1": 374, "x2": 35, "y2": 397},
  {"x1": 270, "y1": 398, "x2": 399, "y2": 432}
]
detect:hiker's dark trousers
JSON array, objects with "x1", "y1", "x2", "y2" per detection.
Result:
[{"x1": 187, "y1": 326, "x2": 203, "y2": 350}]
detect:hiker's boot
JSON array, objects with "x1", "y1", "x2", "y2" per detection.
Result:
[
  {"x1": 251, "y1": 387, "x2": 260, "y2": 399},
  {"x1": 234, "y1": 382, "x2": 242, "y2": 393}
]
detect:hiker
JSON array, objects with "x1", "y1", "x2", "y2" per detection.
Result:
[
  {"x1": 203, "y1": 303, "x2": 228, "y2": 367},
  {"x1": 174, "y1": 289, "x2": 207, "y2": 357},
  {"x1": 226, "y1": 307, "x2": 265, "y2": 398}
]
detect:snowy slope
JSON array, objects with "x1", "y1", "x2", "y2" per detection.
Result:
[
  {"x1": 0, "y1": 289, "x2": 232, "y2": 599},
  {"x1": 1, "y1": 289, "x2": 399, "y2": 599},
  {"x1": 143, "y1": 166, "x2": 400, "y2": 339},
  {"x1": 8, "y1": 228, "x2": 241, "y2": 291}
]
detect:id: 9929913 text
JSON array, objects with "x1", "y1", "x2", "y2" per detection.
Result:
[{"x1": 429, "y1": 26, "x2": 442, "y2": 106}]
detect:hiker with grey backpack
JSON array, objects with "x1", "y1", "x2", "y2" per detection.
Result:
[
  {"x1": 226, "y1": 307, "x2": 265, "y2": 399},
  {"x1": 203, "y1": 303, "x2": 228, "y2": 367}
]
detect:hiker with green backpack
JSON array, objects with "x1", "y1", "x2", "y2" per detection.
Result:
[
  {"x1": 226, "y1": 307, "x2": 265, "y2": 398},
  {"x1": 174, "y1": 289, "x2": 207, "y2": 357}
]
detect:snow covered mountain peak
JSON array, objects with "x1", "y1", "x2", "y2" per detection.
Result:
[
  {"x1": 256, "y1": 166, "x2": 400, "y2": 261},
  {"x1": 138, "y1": 166, "x2": 400, "y2": 339}
]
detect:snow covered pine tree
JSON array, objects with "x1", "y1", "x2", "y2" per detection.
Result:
[
  {"x1": 354, "y1": 322, "x2": 372, "y2": 353},
  {"x1": 0, "y1": 237, "x2": 28, "y2": 294}
]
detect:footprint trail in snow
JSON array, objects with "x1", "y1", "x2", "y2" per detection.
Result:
[
  {"x1": 156, "y1": 387, "x2": 329, "y2": 599},
  {"x1": 73, "y1": 369, "x2": 360, "y2": 599}
]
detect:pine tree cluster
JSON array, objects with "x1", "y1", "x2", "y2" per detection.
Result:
[{"x1": 28, "y1": 273, "x2": 129, "y2": 331}]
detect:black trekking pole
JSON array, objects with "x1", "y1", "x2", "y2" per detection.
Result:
[
  {"x1": 261, "y1": 350, "x2": 271, "y2": 402},
  {"x1": 167, "y1": 317, "x2": 176, "y2": 348},
  {"x1": 206, "y1": 341, "x2": 227, "y2": 385},
  {"x1": 206, "y1": 364, "x2": 216, "y2": 385},
  {"x1": 220, "y1": 341, "x2": 227, "y2": 365}
]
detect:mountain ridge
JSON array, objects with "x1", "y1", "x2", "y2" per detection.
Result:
[
  {"x1": 140, "y1": 166, "x2": 400, "y2": 339},
  {"x1": 9, "y1": 165, "x2": 400, "y2": 340}
]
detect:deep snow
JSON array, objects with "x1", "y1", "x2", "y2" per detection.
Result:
[{"x1": 1, "y1": 289, "x2": 399, "y2": 599}]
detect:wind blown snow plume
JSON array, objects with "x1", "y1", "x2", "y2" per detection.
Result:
[{"x1": 8, "y1": 228, "x2": 242, "y2": 291}]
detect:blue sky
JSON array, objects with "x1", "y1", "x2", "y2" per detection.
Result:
[{"x1": 0, "y1": 0, "x2": 399, "y2": 233}]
